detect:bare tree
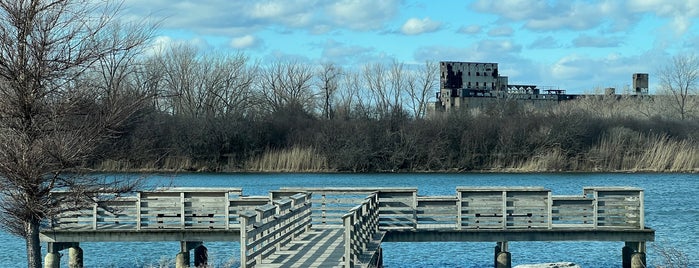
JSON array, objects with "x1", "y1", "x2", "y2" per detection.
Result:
[
  {"x1": 336, "y1": 69, "x2": 367, "y2": 119},
  {"x1": 658, "y1": 53, "x2": 699, "y2": 120},
  {"x1": 317, "y1": 62, "x2": 341, "y2": 119},
  {"x1": 155, "y1": 45, "x2": 256, "y2": 118},
  {"x1": 0, "y1": 1, "x2": 154, "y2": 267},
  {"x1": 407, "y1": 61, "x2": 438, "y2": 119},
  {"x1": 257, "y1": 60, "x2": 316, "y2": 114}
]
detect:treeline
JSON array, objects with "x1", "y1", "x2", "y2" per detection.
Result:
[{"x1": 90, "y1": 45, "x2": 699, "y2": 173}]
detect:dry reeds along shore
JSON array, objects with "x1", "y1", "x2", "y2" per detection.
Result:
[{"x1": 95, "y1": 95, "x2": 699, "y2": 173}]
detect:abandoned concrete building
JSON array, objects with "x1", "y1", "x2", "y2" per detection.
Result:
[{"x1": 433, "y1": 61, "x2": 649, "y2": 112}]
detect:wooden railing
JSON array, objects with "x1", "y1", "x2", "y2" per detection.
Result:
[
  {"x1": 343, "y1": 193, "x2": 382, "y2": 267},
  {"x1": 277, "y1": 187, "x2": 645, "y2": 230},
  {"x1": 48, "y1": 188, "x2": 273, "y2": 230},
  {"x1": 47, "y1": 186, "x2": 645, "y2": 232},
  {"x1": 239, "y1": 193, "x2": 312, "y2": 268}
]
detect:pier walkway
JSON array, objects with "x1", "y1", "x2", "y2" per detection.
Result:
[{"x1": 40, "y1": 186, "x2": 654, "y2": 268}]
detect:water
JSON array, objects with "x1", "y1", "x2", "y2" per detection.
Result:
[{"x1": 1, "y1": 173, "x2": 696, "y2": 267}]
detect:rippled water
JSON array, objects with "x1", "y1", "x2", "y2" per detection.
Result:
[{"x1": 1, "y1": 173, "x2": 696, "y2": 267}]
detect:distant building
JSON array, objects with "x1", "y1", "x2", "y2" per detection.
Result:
[
  {"x1": 434, "y1": 61, "x2": 577, "y2": 113},
  {"x1": 633, "y1": 73, "x2": 649, "y2": 95}
]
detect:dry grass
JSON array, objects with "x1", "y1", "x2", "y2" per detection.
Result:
[
  {"x1": 500, "y1": 147, "x2": 568, "y2": 172},
  {"x1": 587, "y1": 128, "x2": 699, "y2": 172},
  {"x1": 245, "y1": 146, "x2": 329, "y2": 172}
]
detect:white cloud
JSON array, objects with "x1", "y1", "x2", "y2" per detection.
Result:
[
  {"x1": 327, "y1": 0, "x2": 401, "y2": 31},
  {"x1": 320, "y1": 39, "x2": 375, "y2": 64},
  {"x1": 487, "y1": 26, "x2": 514, "y2": 37},
  {"x1": 145, "y1": 35, "x2": 213, "y2": 55},
  {"x1": 471, "y1": 0, "x2": 631, "y2": 32},
  {"x1": 550, "y1": 54, "x2": 590, "y2": 80},
  {"x1": 230, "y1": 35, "x2": 259, "y2": 49},
  {"x1": 528, "y1": 36, "x2": 560, "y2": 49},
  {"x1": 400, "y1": 17, "x2": 442, "y2": 35},
  {"x1": 572, "y1": 35, "x2": 623, "y2": 48},
  {"x1": 471, "y1": 0, "x2": 550, "y2": 21},
  {"x1": 457, "y1": 25, "x2": 481, "y2": 34}
]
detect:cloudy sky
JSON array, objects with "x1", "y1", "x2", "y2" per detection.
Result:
[{"x1": 122, "y1": 0, "x2": 699, "y2": 94}]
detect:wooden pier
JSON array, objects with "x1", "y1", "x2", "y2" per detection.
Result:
[{"x1": 40, "y1": 186, "x2": 654, "y2": 268}]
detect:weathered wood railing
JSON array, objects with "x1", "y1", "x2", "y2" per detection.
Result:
[
  {"x1": 239, "y1": 193, "x2": 312, "y2": 268},
  {"x1": 48, "y1": 188, "x2": 274, "y2": 230},
  {"x1": 343, "y1": 193, "x2": 383, "y2": 267},
  {"x1": 48, "y1": 186, "x2": 644, "y2": 231},
  {"x1": 276, "y1": 187, "x2": 644, "y2": 230}
]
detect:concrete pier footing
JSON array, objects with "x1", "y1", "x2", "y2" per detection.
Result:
[
  {"x1": 631, "y1": 252, "x2": 646, "y2": 268},
  {"x1": 175, "y1": 252, "x2": 190, "y2": 268},
  {"x1": 623, "y1": 242, "x2": 647, "y2": 268},
  {"x1": 495, "y1": 242, "x2": 511, "y2": 268},
  {"x1": 45, "y1": 242, "x2": 83, "y2": 268},
  {"x1": 68, "y1": 246, "x2": 83, "y2": 268},
  {"x1": 175, "y1": 241, "x2": 205, "y2": 268},
  {"x1": 44, "y1": 252, "x2": 60, "y2": 268}
]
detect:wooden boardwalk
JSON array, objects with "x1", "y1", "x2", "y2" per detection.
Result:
[
  {"x1": 40, "y1": 186, "x2": 654, "y2": 268},
  {"x1": 258, "y1": 227, "x2": 345, "y2": 268}
]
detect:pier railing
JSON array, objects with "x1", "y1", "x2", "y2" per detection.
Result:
[
  {"x1": 276, "y1": 187, "x2": 644, "y2": 230},
  {"x1": 239, "y1": 193, "x2": 312, "y2": 268},
  {"x1": 47, "y1": 186, "x2": 644, "y2": 232},
  {"x1": 48, "y1": 188, "x2": 272, "y2": 230},
  {"x1": 343, "y1": 193, "x2": 383, "y2": 267}
]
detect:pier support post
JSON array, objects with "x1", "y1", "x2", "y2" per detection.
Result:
[
  {"x1": 175, "y1": 252, "x2": 189, "y2": 268},
  {"x1": 176, "y1": 241, "x2": 204, "y2": 268},
  {"x1": 494, "y1": 244, "x2": 501, "y2": 268},
  {"x1": 495, "y1": 242, "x2": 511, "y2": 268},
  {"x1": 45, "y1": 242, "x2": 81, "y2": 268},
  {"x1": 194, "y1": 245, "x2": 208, "y2": 268},
  {"x1": 623, "y1": 242, "x2": 646, "y2": 268},
  {"x1": 68, "y1": 245, "x2": 83, "y2": 268},
  {"x1": 622, "y1": 245, "x2": 634, "y2": 268},
  {"x1": 631, "y1": 252, "x2": 646, "y2": 268},
  {"x1": 44, "y1": 252, "x2": 60, "y2": 268}
]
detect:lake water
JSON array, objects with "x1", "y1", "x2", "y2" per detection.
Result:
[{"x1": 1, "y1": 173, "x2": 696, "y2": 267}]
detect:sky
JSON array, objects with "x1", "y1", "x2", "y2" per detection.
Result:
[{"x1": 121, "y1": 0, "x2": 699, "y2": 94}]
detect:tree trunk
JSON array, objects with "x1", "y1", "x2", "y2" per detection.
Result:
[{"x1": 26, "y1": 218, "x2": 42, "y2": 268}]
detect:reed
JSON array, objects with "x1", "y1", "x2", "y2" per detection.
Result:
[
  {"x1": 503, "y1": 147, "x2": 568, "y2": 172},
  {"x1": 245, "y1": 146, "x2": 329, "y2": 172},
  {"x1": 586, "y1": 128, "x2": 699, "y2": 172}
]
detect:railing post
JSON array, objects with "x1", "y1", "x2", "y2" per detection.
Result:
[
  {"x1": 592, "y1": 190, "x2": 599, "y2": 229},
  {"x1": 343, "y1": 213, "x2": 353, "y2": 268},
  {"x1": 321, "y1": 193, "x2": 327, "y2": 225},
  {"x1": 136, "y1": 192, "x2": 141, "y2": 231},
  {"x1": 501, "y1": 191, "x2": 507, "y2": 229},
  {"x1": 224, "y1": 192, "x2": 230, "y2": 230},
  {"x1": 240, "y1": 214, "x2": 248, "y2": 268},
  {"x1": 180, "y1": 192, "x2": 186, "y2": 229},
  {"x1": 456, "y1": 190, "x2": 462, "y2": 230},
  {"x1": 92, "y1": 203, "x2": 98, "y2": 230},
  {"x1": 412, "y1": 190, "x2": 418, "y2": 229},
  {"x1": 639, "y1": 190, "x2": 644, "y2": 230},
  {"x1": 547, "y1": 191, "x2": 553, "y2": 229}
]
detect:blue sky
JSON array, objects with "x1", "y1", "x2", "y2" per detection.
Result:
[{"x1": 123, "y1": 0, "x2": 699, "y2": 94}]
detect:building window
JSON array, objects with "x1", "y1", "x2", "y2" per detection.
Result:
[{"x1": 476, "y1": 72, "x2": 480, "y2": 76}]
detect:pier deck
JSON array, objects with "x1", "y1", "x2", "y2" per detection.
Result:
[{"x1": 40, "y1": 186, "x2": 654, "y2": 268}]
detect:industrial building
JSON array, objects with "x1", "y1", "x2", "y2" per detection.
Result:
[{"x1": 433, "y1": 61, "x2": 649, "y2": 112}]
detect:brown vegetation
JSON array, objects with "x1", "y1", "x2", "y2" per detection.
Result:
[{"x1": 94, "y1": 94, "x2": 699, "y2": 173}]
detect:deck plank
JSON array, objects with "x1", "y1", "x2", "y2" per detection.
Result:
[{"x1": 258, "y1": 228, "x2": 344, "y2": 268}]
